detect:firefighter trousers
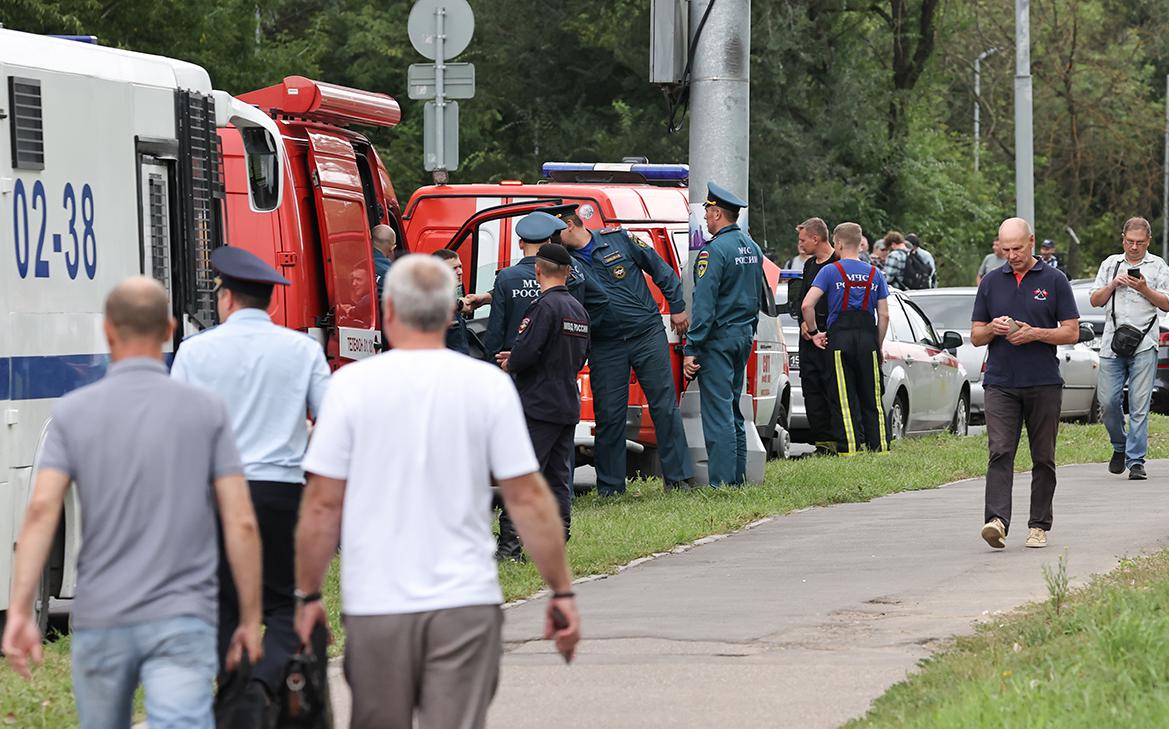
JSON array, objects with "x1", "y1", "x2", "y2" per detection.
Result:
[
  {"x1": 695, "y1": 336, "x2": 752, "y2": 486},
  {"x1": 590, "y1": 328, "x2": 693, "y2": 494},
  {"x1": 828, "y1": 315, "x2": 889, "y2": 455},
  {"x1": 498, "y1": 419, "x2": 574, "y2": 557},
  {"x1": 799, "y1": 339, "x2": 841, "y2": 448}
]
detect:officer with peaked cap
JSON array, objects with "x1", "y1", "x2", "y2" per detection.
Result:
[
  {"x1": 171, "y1": 245, "x2": 331, "y2": 719},
  {"x1": 495, "y1": 243, "x2": 591, "y2": 559},
  {"x1": 556, "y1": 198, "x2": 693, "y2": 494},
  {"x1": 682, "y1": 183, "x2": 765, "y2": 486}
]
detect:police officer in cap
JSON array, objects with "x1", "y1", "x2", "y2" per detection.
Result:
[
  {"x1": 171, "y1": 246, "x2": 331, "y2": 722},
  {"x1": 682, "y1": 183, "x2": 765, "y2": 486},
  {"x1": 495, "y1": 243, "x2": 590, "y2": 558},
  {"x1": 557, "y1": 203, "x2": 693, "y2": 494}
]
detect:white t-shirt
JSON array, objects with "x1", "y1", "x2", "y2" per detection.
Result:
[{"x1": 303, "y1": 348, "x2": 539, "y2": 615}]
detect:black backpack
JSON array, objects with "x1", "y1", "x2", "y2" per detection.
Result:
[{"x1": 901, "y1": 248, "x2": 932, "y2": 290}]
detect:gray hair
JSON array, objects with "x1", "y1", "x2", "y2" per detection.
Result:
[{"x1": 383, "y1": 254, "x2": 456, "y2": 333}]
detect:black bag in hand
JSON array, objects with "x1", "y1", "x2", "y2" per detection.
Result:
[
  {"x1": 215, "y1": 654, "x2": 271, "y2": 729},
  {"x1": 274, "y1": 629, "x2": 332, "y2": 729}
]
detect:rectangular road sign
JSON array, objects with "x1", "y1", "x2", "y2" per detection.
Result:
[
  {"x1": 408, "y1": 62, "x2": 476, "y2": 100},
  {"x1": 423, "y1": 100, "x2": 459, "y2": 171}
]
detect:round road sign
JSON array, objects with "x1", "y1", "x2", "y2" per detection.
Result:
[{"x1": 408, "y1": 0, "x2": 475, "y2": 61}]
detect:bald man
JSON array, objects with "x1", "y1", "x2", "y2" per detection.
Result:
[
  {"x1": 3, "y1": 278, "x2": 262, "y2": 728},
  {"x1": 971, "y1": 218, "x2": 1080, "y2": 550},
  {"x1": 372, "y1": 224, "x2": 397, "y2": 303}
]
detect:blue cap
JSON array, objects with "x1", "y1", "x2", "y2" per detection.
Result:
[
  {"x1": 211, "y1": 246, "x2": 289, "y2": 296},
  {"x1": 704, "y1": 182, "x2": 747, "y2": 212},
  {"x1": 515, "y1": 211, "x2": 567, "y2": 243}
]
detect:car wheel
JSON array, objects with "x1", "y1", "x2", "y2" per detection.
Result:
[
  {"x1": 949, "y1": 391, "x2": 970, "y2": 436},
  {"x1": 889, "y1": 390, "x2": 908, "y2": 440},
  {"x1": 760, "y1": 403, "x2": 791, "y2": 460},
  {"x1": 1088, "y1": 392, "x2": 1103, "y2": 424}
]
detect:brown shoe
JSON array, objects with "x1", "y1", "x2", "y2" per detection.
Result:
[
  {"x1": 981, "y1": 518, "x2": 1006, "y2": 549},
  {"x1": 1025, "y1": 528, "x2": 1047, "y2": 548}
]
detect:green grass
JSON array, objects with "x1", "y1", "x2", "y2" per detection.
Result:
[
  {"x1": 4, "y1": 416, "x2": 1169, "y2": 724},
  {"x1": 847, "y1": 548, "x2": 1169, "y2": 728}
]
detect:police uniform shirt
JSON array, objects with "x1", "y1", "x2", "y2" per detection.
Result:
[
  {"x1": 810, "y1": 259, "x2": 890, "y2": 330},
  {"x1": 484, "y1": 256, "x2": 605, "y2": 355},
  {"x1": 684, "y1": 223, "x2": 765, "y2": 355},
  {"x1": 573, "y1": 228, "x2": 685, "y2": 341},
  {"x1": 507, "y1": 285, "x2": 590, "y2": 425},
  {"x1": 171, "y1": 308, "x2": 331, "y2": 483}
]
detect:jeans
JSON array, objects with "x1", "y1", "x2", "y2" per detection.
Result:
[
  {"x1": 72, "y1": 615, "x2": 216, "y2": 729},
  {"x1": 1098, "y1": 348, "x2": 1157, "y2": 468}
]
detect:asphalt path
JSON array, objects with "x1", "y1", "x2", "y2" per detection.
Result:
[{"x1": 322, "y1": 459, "x2": 1168, "y2": 728}]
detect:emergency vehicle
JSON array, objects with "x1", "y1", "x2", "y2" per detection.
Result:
[
  {"x1": 0, "y1": 29, "x2": 285, "y2": 628},
  {"x1": 402, "y1": 162, "x2": 792, "y2": 475},
  {"x1": 218, "y1": 76, "x2": 403, "y2": 366}
]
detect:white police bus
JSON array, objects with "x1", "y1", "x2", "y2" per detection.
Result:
[{"x1": 0, "y1": 28, "x2": 283, "y2": 630}]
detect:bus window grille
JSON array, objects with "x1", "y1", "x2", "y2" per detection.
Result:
[
  {"x1": 148, "y1": 173, "x2": 172, "y2": 291},
  {"x1": 175, "y1": 90, "x2": 222, "y2": 330},
  {"x1": 8, "y1": 77, "x2": 45, "y2": 170}
]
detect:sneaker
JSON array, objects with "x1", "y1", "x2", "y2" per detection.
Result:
[
  {"x1": 1109, "y1": 451, "x2": 1126, "y2": 474},
  {"x1": 1129, "y1": 463, "x2": 1147, "y2": 480},
  {"x1": 664, "y1": 479, "x2": 692, "y2": 492},
  {"x1": 981, "y1": 518, "x2": 1006, "y2": 549},
  {"x1": 1025, "y1": 527, "x2": 1047, "y2": 548}
]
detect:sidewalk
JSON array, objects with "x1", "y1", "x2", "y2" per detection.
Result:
[{"x1": 328, "y1": 460, "x2": 1169, "y2": 728}]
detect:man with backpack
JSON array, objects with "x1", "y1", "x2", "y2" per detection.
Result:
[{"x1": 883, "y1": 230, "x2": 936, "y2": 290}]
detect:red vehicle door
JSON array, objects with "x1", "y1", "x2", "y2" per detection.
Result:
[{"x1": 305, "y1": 129, "x2": 379, "y2": 360}]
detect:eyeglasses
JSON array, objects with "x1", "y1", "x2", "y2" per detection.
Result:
[{"x1": 1123, "y1": 238, "x2": 1150, "y2": 247}]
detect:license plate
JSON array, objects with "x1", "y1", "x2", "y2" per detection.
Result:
[{"x1": 788, "y1": 353, "x2": 800, "y2": 370}]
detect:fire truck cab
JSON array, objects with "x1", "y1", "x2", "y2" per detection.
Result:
[
  {"x1": 403, "y1": 162, "x2": 792, "y2": 475},
  {"x1": 218, "y1": 76, "x2": 403, "y2": 367}
]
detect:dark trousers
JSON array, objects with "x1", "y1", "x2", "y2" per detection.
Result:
[
  {"x1": 217, "y1": 480, "x2": 302, "y2": 693},
  {"x1": 695, "y1": 336, "x2": 752, "y2": 485},
  {"x1": 827, "y1": 316, "x2": 888, "y2": 454},
  {"x1": 499, "y1": 419, "x2": 574, "y2": 556},
  {"x1": 984, "y1": 385, "x2": 1062, "y2": 533},
  {"x1": 591, "y1": 328, "x2": 693, "y2": 494},
  {"x1": 799, "y1": 339, "x2": 841, "y2": 447}
]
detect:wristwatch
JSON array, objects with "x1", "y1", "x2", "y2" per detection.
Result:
[
  {"x1": 294, "y1": 589, "x2": 322, "y2": 605},
  {"x1": 807, "y1": 328, "x2": 819, "y2": 337}
]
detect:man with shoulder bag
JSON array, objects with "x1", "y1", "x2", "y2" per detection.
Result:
[{"x1": 1089, "y1": 217, "x2": 1169, "y2": 480}]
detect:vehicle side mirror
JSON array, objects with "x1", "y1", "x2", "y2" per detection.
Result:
[
  {"x1": 941, "y1": 331, "x2": 963, "y2": 351},
  {"x1": 1078, "y1": 324, "x2": 1095, "y2": 343}
]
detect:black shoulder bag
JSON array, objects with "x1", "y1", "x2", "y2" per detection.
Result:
[{"x1": 1110, "y1": 262, "x2": 1156, "y2": 357}]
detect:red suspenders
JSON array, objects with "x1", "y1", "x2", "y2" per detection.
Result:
[{"x1": 832, "y1": 261, "x2": 876, "y2": 313}]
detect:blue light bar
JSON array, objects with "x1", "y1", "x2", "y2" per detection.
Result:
[
  {"x1": 541, "y1": 162, "x2": 689, "y2": 184},
  {"x1": 50, "y1": 35, "x2": 100, "y2": 44}
]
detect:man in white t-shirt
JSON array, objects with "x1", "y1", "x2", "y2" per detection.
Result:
[{"x1": 294, "y1": 255, "x2": 580, "y2": 729}]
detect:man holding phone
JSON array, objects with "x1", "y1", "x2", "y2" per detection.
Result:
[
  {"x1": 1089, "y1": 217, "x2": 1169, "y2": 481},
  {"x1": 971, "y1": 217, "x2": 1080, "y2": 550}
]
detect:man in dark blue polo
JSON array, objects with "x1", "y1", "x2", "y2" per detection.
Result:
[
  {"x1": 558, "y1": 209, "x2": 693, "y2": 494},
  {"x1": 971, "y1": 217, "x2": 1080, "y2": 551}
]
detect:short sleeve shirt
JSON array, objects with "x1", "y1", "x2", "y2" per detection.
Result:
[
  {"x1": 972, "y1": 258, "x2": 1079, "y2": 388},
  {"x1": 1090, "y1": 253, "x2": 1169, "y2": 358},
  {"x1": 811, "y1": 259, "x2": 889, "y2": 330},
  {"x1": 303, "y1": 349, "x2": 539, "y2": 615},
  {"x1": 38, "y1": 358, "x2": 242, "y2": 629}
]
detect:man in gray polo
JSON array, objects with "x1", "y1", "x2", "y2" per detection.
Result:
[{"x1": 2, "y1": 277, "x2": 263, "y2": 729}]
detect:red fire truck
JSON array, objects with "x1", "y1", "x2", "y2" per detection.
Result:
[
  {"x1": 402, "y1": 163, "x2": 791, "y2": 464},
  {"x1": 218, "y1": 75, "x2": 402, "y2": 365}
]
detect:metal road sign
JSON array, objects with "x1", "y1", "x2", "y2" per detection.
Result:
[
  {"x1": 423, "y1": 100, "x2": 459, "y2": 171},
  {"x1": 407, "y1": 0, "x2": 474, "y2": 61},
  {"x1": 407, "y1": 62, "x2": 475, "y2": 100}
]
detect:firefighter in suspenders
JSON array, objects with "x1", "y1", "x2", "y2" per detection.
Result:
[{"x1": 800, "y1": 222, "x2": 892, "y2": 455}]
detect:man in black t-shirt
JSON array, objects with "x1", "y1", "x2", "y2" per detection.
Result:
[{"x1": 794, "y1": 217, "x2": 842, "y2": 453}]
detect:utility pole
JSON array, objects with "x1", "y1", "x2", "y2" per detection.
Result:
[
  {"x1": 974, "y1": 47, "x2": 998, "y2": 173},
  {"x1": 1014, "y1": 0, "x2": 1035, "y2": 226},
  {"x1": 1162, "y1": 73, "x2": 1168, "y2": 260},
  {"x1": 688, "y1": 0, "x2": 751, "y2": 239}
]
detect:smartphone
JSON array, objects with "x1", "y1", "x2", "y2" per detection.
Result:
[
  {"x1": 1128, "y1": 267, "x2": 1142, "y2": 279},
  {"x1": 1007, "y1": 317, "x2": 1020, "y2": 334}
]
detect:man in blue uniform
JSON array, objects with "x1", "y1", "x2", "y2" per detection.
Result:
[
  {"x1": 171, "y1": 246, "x2": 331, "y2": 722},
  {"x1": 681, "y1": 183, "x2": 764, "y2": 486},
  {"x1": 496, "y1": 244, "x2": 590, "y2": 559},
  {"x1": 558, "y1": 208, "x2": 693, "y2": 494},
  {"x1": 432, "y1": 249, "x2": 471, "y2": 355},
  {"x1": 372, "y1": 224, "x2": 396, "y2": 303},
  {"x1": 800, "y1": 222, "x2": 891, "y2": 455}
]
